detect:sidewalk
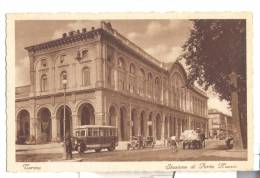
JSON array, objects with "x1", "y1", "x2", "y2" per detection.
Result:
[{"x1": 16, "y1": 142, "x2": 63, "y2": 154}]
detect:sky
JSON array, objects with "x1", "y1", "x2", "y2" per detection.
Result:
[{"x1": 15, "y1": 20, "x2": 231, "y2": 115}]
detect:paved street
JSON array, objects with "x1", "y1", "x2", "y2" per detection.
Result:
[{"x1": 16, "y1": 139, "x2": 247, "y2": 162}]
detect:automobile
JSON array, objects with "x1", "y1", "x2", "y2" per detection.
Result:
[
  {"x1": 143, "y1": 136, "x2": 156, "y2": 148},
  {"x1": 72, "y1": 125, "x2": 118, "y2": 154},
  {"x1": 127, "y1": 136, "x2": 144, "y2": 150},
  {"x1": 225, "y1": 135, "x2": 234, "y2": 149}
]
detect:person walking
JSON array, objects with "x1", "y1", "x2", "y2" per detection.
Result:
[{"x1": 65, "y1": 133, "x2": 73, "y2": 160}]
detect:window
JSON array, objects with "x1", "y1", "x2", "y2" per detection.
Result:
[
  {"x1": 60, "y1": 71, "x2": 67, "y2": 88},
  {"x1": 40, "y1": 74, "x2": 48, "y2": 91},
  {"x1": 147, "y1": 73, "x2": 153, "y2": 98},
  {"x1": 41, "y1": 59, "x2": 47, "y2": 68},
  {"x1": 82, "y1": 50, "x2": 88, "y2": 58},
  {"x1": 93, "y1": 128, "x2": 99, "y2": 136},
  {"x1": 118, "y1": 57, "x2": 125, "y2": 69},
  {"x1": 60, "y1": 55, "x2": 66, "y2": 64},
  {"x1": 118, "y1": 79, "x2": 125, "y2": 91},
  {"x1": 155, "y1": 77, "x2": 161, "y2": 100},
  {"x1": 130, "y1": 63, "x2": 135, "y2": 74},
  {"x1": 80, "y1": 130, "x2": 85, "y2": 136},
  {"x1": 82, "y1": 67, "x2": 90, "y2": 86},
  {"x1": 107, "y1": 57, "x2": 114, "y2": 87},
  {"x1": 139, "y1": 68, "x2": 145, "y2": 95}
]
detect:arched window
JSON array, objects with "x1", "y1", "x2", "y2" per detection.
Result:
[
  {"x1": 60, "y1": 71, "x2": 67, "y2": 88},
  {"x1": 40, "y1": 74, "x2": 48, "y2": 91},
  {"x1": 41, "y1": 59, "x2": 47, "y2": 68},
  {"x1": 82, "y1": 50, "x2": 88, "y2": 58},
  {"x1": 130, "y1": 63, "x2": 135, "y2": 74},
  {"x1": 138, "y1": 68, "x2": 145, "y2": 96},
  {"x1": 82, "y1": 67, "x2": 90, "y2": 86},
  {"x1": 155, "y1": 77, "x2": 161, "y2": 101},
  {"x1": 129, "y1": 63, "x2": 136, "y2": 93},
  {"x1": 60, "y1": 54, "x2": 66, "y2": 64},
  {"x1": 147, "y1": 72, "x2": 153, "y2": 98},
  {"x1": 106, "y1": 57, "x2": 115, "y2": 87},
  {"x1": 118, "y1": 57, "x2": 125, "y2": 69}
]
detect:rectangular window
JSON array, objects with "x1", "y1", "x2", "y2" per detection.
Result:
[
  {"x1": 93, "y1": 128, "x2": 99, "y2": 136},
  {"x1": 80, "y1": 130, "x2": 85, "y2": 136},
  {"x1": 88, "y1": 128, "x2": 92, "y2": 136}
]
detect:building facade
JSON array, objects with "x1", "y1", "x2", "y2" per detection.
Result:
[
  {"x1": 15, "y1": 21, "x2": 209, "y2": 144},
  {"x1": 208, "y1": 109, "x2": 232, "y2": 139}
]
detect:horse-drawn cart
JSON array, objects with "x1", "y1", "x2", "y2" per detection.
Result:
[{"x1": 180, "y1": 130, "x2": 205, "y2": 149}]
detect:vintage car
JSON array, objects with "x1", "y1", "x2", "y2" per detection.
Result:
[
  {"x1": 127, "y1": 136, "x2": 145, "y2": 150},
  {"x1": 143, "y1": 136, "x2": 156, "y2": 148},
  {"x1": 225, "y1": 135, "x2": 234, "y2": 149},
  {"x1": 72, "y1": 125, "x2": 118, "y2": 153}
]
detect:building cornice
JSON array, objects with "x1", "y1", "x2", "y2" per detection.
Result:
[
  {"x1": 25, "y1": 28, "x2": 102, "y2": 53},
  {"x1": 24, "y1": 22, "x2": 207, "y2": 98}
]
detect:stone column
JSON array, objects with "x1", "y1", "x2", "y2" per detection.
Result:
[
  {"x1": 176, "y1": 118, "x2": 179, "y2": 137},
  {"x1": 117, "y1": 109, "x2": 122, "y2": 141},
  {"x1": 146, "y1": 114, "x2": 151, "y2": 137},
  {"x1": 136, "y1": 110, "x2": 141, "y2": 136},
  {"x1": 152, "y1": 115, "x2": 156, "y2": 139},
  {"x1": 29, "y1": 117, "x2": 36, "y2": 142},
  {"x1": 71, "y1": 113, "x2": 79, "y2": 134},
  {"x1": 95, "y1": 90, "x2": 104, "y2": 125},
  {"x1": 129, "y1": 104, "x2": 132, "y2": 138},
  {"x1": 167, "y1": 117, "x2": 171, "y2": 137},
  {"x1": 51, "y1": 116, "x2": 58, "y2": 142},
  {"x1": 161, "y1": 116, "x2": 165, "y2": 142},
  {"x1": 35, "y1": 117, "x2": 41, "y2": 144}
]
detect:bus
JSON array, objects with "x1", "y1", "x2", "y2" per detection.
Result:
[{"x1": 72, "y1": 125, "x2": 118, "y2": 153}]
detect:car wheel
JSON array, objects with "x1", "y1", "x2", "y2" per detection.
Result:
[
  {"x1": 108, "y1": 145, "x2": 115, "y2": 151},
  {"x1": 95, "y1": 148, "x2": 101, "y2": 153}
]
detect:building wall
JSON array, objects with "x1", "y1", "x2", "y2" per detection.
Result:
[
  {"x1": 16, "y1": 24, "x2": 209, "y2": 144},
  {"x1": 208, "y1": 110, "x2": 232, "y2": 138}
]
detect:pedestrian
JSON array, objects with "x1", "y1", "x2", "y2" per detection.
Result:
[
  {"x1": 170, "y1": 136, "x2": 178, "y2": 153},
  {"x1": 65, "y1": 133, "x2": 73, "y2": 159}
]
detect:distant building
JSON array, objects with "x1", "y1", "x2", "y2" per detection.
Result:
[
  {"x1": 15, "y1": 21, "x2": 209, "y2": 144},
  {"x1": 208, "y1": 109, "x2": 232, "y2": 139}
]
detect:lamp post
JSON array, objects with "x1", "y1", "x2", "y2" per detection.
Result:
[{"x1": 62, "y1": 76, "x2": 67, "y2": 159}]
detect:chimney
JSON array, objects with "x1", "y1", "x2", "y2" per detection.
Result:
[
  {"x1": 76, "y1": 29, "x2": 80, "y2": 34},
  {"x1": 62, "y1": 33, "x2": 67, "y2": 38},
  {"x1": 91, "y1": 27, "x2": 95, "y2": 31},
  {"x1": 82, "y1": 28, "x2": 87, "y2": 33}
]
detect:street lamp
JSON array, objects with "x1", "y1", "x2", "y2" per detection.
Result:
[{"x1": 62, "y1": 74, "x2": 67, "y2": 159}]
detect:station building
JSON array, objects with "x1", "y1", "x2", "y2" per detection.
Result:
[{"x1": 15, "y1": 21, "x2": 209, "y2": 144}]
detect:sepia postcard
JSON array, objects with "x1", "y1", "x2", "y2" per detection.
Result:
[{"x1": 6, "y1": 12, "x2": 253, "y2": 172}]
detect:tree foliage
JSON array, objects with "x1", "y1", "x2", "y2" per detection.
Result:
[
  {"x1": 181, "y1": 20, "x2": 247, "y2": 147},
  {"x1": 181, "y1": 20, "x2": 246, "y2": 103}
]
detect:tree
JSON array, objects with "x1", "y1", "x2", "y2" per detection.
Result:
[{"x1": 180, "y1": 20, "x2": 247, "y2": 149}]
